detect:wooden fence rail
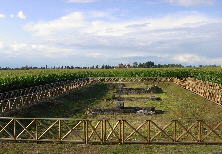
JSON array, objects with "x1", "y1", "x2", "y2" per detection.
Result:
[{"x1": 0, "y1": 117, "x2": 222, "y2": 144}]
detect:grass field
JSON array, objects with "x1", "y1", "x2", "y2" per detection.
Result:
[{"x1": 3, "y1": 81, "x2": 222, "y2": 153}]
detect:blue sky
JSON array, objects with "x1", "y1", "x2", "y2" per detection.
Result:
[{"x1": 0, "y1": 0, "x2": 222, "y2": 67}]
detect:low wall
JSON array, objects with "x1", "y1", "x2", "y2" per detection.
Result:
[{"x1": 173, "y1": 77, "x2": 222, "y2": 104}]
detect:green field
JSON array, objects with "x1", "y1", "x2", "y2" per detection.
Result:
[{"x1": 0, "y1": 67, "x2": 221, "y2": 92}]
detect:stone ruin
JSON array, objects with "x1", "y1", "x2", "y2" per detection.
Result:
[
  {"x1": 113, "y1": 96, "x2": 162, "y2": 101},
  {"x1": 86, "y1": 83, "x2": 164, "y2": 116},
  {"x1": 86, "y1": 101, "x2": 164, "y2": 115},
  {"x1": 116, "y1": 85, "x2": 163, "y2": 94}
]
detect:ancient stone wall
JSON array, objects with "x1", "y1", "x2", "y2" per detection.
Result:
[{"x1": 173, "y1": 77, "x2": 222, "y2": 104}]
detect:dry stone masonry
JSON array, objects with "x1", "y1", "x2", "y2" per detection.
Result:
[{"x1": 173, "y1": 77, "x2": 222, "y2": 104}]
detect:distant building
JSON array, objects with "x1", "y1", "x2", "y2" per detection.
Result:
[
  {"x1": 118, "y1": 63, "x2": 126, "y2": 68},
  {"x1": 117, "y1": 63, "x2": 131, "y2": 68}
]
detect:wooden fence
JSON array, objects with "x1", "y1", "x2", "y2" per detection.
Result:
[{"x1": 0, "y1": 117, "x2": 222, "y2": 144}]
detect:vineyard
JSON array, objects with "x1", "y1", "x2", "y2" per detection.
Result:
[{"x1": 0, "y1": 68, "x2": 221, "y2": 92}]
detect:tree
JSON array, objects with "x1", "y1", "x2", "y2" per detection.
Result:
[
  {"x1": 143, "y1": 61, "x2": 154, "y2": 68},
  {"x1": 133, "y1": 62, "x2": 138, "y2": 68}
]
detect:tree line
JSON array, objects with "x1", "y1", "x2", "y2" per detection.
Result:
[{"x1": 0, "y1": 61, "x2": 220, "y2": 70}]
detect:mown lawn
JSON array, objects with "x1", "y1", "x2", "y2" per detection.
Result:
[{"x1": 1, "y1": 142, "x2": 222, "y2": 154}]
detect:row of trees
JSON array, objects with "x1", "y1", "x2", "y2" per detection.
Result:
[
  {"x1": 0, "y1": 62, "x2": 220, "y2": 70},
  {"x1": 132, "y1": 61, "x2": 183, "y2": 68}
]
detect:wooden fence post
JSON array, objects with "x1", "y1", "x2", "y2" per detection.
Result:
[
  {"x1": 173, "y1": 120, "x2": 177, "y2": 142},
  {"x1": 84, "y1": 120, "x2": 88, "y2": 144},
  {"x1": 102, "y1": 120, "x2": 106, "y2": 143},
  {"x1": 58, "y1": 120, "x2": 61, "y2": 142},
  {"x1": 13, "y1": 118, "x2": 16, "y2": 141},
  {"x1": 121, "y1": 120, "x2": 125, "y2": 144},
  {"x1": 147, "y1": 120, "x2": 151, "y2": 143},
  {"x1": 198, "y1": 120, "x2": 202, "y2": 142},
  {"x1": 35, "y1": 119, "x2": 38, "y2": 142}
]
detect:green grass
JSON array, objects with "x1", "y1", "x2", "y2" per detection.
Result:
[
  {"x1": 89, "y1": 82, "x2": 222, "y2": 120},
  {"x1": 1, "y1": 143, "x2": 222, "y2": 154},
  {"x1": 12, "y1": 81, "x2": 222, "y2": 120},
  {"x1": 11, "y1": 83, "x2": 110, "y2": 118}
]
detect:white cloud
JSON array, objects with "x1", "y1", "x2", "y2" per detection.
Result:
[
  {"x1": 25, "y1": 12, "x2": 84, "y2": 36},
  {"x1": 0, "y1": 11, "x2": 27, "y2": 19},
  {"x1": 11, "y1": 42, "x2": 28, "y2": 51},
  {"x1": 120, "y1": 52, "x2": 169, "y2": 59},
  {"x1": 0, "y1": 41, "x2": 4, "y2": 49},
  {"x1": 23, "y1": 11, "x2": 222, "y2": 65},
  {"x1": 172, "y1": 54, "x2": 202, "y2": 63},
  {"x1": 0, "y1": 13, "x2": 6, "y2": 18},
  {"x1": 16, "y1": 11, "x2": 27, "y2": 19},
  {"x1": 87, "y1": 52, "x2": 104, "y2": 58},
  {"x1": 172, "y1": 54, "x2": 222, "y2": 65},
  {"x1": 2, "y1": 42, "x2": 78, "y2": 58},
  {"x1": 25, "y1": 12, "x2": 211, "y2": 37},
  {"x1": 65, "y1": 0, "x2": 98, "y2": 3},
  {"x1": 166, "y1": 0, "x2": 215, "y2": 6},
  {"x1": 84, "y1": 15, "x2": 210, "y2": 37}
]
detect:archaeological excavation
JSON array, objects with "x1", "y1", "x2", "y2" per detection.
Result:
[
  {"x1": 0, "y1": 77, "x2": 222, "y2": 145},
  {"x1": 86, "y1": 83, "x2": 164, "y2": 116}
]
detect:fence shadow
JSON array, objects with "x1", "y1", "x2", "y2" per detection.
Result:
[{"x1": 9, "y1": 83, "x2": 109, "y2": 118}]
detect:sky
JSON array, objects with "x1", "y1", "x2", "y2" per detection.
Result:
[{"x1": 0, "y1": 0, "x2": 222, "y2": 67}]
